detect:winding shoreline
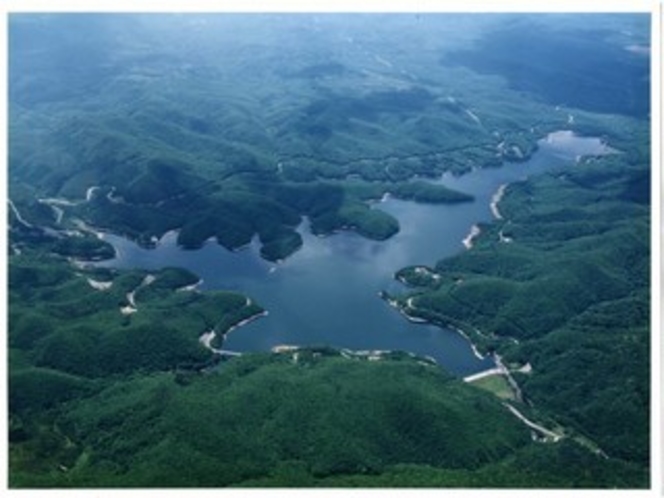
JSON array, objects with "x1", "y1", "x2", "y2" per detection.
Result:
[
  {"x1": 223, "y1": 310, "x2": 269, "y2": 337},
  {"x1": 381, "y1": 292, "x2": 491, "y2": 369},
  {"x1": 449, "y1": 325, "x2": 487, "y2": 361},
  {"x1": 462, "y1": 224, "x2": 481, "y2": 249},
  {"x1": 63, "y1": 129, "x2": 603, "y2": 379},
  {"x1": 490, "y1": 184, "x2": 507, "y2": 220}
]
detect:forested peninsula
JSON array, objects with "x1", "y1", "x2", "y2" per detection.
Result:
[
  {"x1": 8, "y1": 13, "x2": 651, "y2": 488},
  {"x1": 8, "y1": 119, "x2": 650, "y2": 488}
]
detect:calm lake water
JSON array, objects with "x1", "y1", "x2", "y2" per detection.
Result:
[{"x1": 96, "y1": 132, "x2": 613, "y2": 376}]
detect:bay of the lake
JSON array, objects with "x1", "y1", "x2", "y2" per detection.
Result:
[{"x1": 95, "y1": 132, "x2": 614, "y2": 376}]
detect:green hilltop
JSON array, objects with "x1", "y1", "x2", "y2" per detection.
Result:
[{"x1": 8, "y1": 13, "x2": 651, "y2": 488}]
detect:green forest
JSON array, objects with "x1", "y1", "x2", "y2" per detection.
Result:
[
  {"x1": 8, "y1": 351, "x2": 647, "y2": 488},
  {"x1": 8, "y1": 13, "x2": 652, "y2": 488},
  {"x1": 394, "y1": 125, "x2": 650, "y2": 471},
  {"x1": 9, "y1": 14, "x2": 591, "y2": 260}
]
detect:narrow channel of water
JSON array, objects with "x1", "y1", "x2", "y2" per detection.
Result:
[{"x1": 95, "y1": 132, "x2": 614, "y2": 376}]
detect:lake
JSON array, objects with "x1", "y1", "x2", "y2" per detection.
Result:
[{"x1": 95, "y1": 132, "x2": 613, "y2": 376}]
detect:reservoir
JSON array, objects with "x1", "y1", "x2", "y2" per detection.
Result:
[{"x1": 95, "y1": 132, "x2": 614, "y2": 376}]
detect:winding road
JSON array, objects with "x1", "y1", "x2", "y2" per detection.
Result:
[{"x1": 503, "y1": 403, "x2": 562, "y2": 442}]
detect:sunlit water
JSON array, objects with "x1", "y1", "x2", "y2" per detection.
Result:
[{"x1": 95, "y1": 132, "x2": 614, "y2": 376}]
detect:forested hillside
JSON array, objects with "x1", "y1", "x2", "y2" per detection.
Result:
[
  {"x1": 8, "y1": 13, "x2": 651, "y2": 488},
  {"x1": 9, "y1": 14, "x2": 592, "y2": 260},
  {"x1": 8, "y1": 345, "x2": 647, "y2": 487},
  {"x1": 394, "y1": 124, "x2": 650, "y2": 469}
]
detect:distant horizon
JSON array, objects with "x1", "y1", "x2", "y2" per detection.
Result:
[{"x1": 4, "y1": 9, "x2": 659, "y2": 493}]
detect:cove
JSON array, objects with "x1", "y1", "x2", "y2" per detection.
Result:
[{"x1": 95, "y1": 132, "x2": 614, "y2": 376}]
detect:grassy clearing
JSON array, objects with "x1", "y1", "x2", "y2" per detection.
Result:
[{"x1": 470, "y1": 374, "x2": 516, "y2": 401}]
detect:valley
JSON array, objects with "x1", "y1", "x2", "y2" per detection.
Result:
[{"x1": 7, "y1": 12, "x2": 652, "y2": 488}]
